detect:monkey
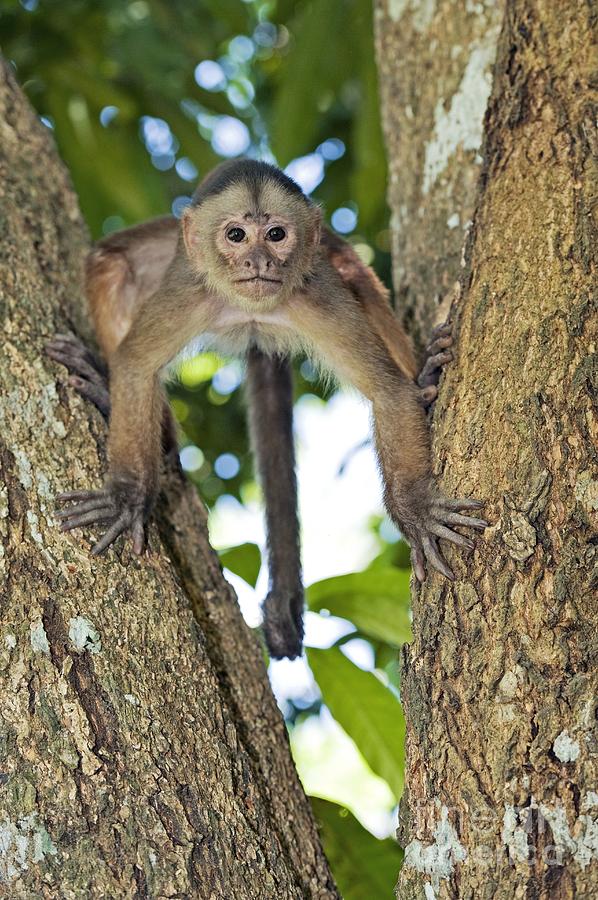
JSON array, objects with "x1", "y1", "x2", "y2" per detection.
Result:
[{"x1": 47, "y1": 159, "x2": 487, "y2": 659}]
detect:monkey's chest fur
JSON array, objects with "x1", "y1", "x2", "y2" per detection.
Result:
[{"x1": 177, "y1": 298, "x2": 305, "y2": 362}]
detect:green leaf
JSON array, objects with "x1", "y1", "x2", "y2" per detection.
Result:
[
  {"x1": 307, "y1": 569, "x2": 412, "y2": 646},
  {"x1": 307, "y1": 646, "x2": 405, "y2": 799},
  {"x1": 311, "y1": 797, "x2": 402, "y2": 900},
  {"x1": 219, "y1": 542, "x2": 261, "y2": 588},
  {"x1": 367, "y1": 539, "x2": 412, "y2": 571}
]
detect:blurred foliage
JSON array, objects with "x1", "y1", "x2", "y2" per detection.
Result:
[
  {"x1": 0, "y1": 2, "x2": 411, "y2": 891},
  {"x1": 219, "y1": 541, "x2": 261, "y2": 587},
  {"x1": 311, "y1": 798, "x2": 403, "y2": 900},
  {"x1": 225, "y1": 535, "x2": 413, "y2": 832},
  {"x1": 307, "y1": 645, "x2": 405, "y2": 802},
  {"x1": 0, "y1": 0, "x2": 390, "y2": 507},
  {"x1": 307, "y1": 567, "x2": 412, "y2": 647},
  {"x1": 0, "y1": 0, "x2": 387, "y2": 235}
]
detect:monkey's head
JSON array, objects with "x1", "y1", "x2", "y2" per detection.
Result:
[{"x1": 182, "y1": 160, "x2": 321, "y2": 311}]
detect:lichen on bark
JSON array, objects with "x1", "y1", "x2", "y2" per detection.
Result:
[
  {"x1": 375, "y1": 0, "x2": 504, "y2": 347},
  {"x1": 0, "y1": 60, "x2": 337, "y2": 899}
]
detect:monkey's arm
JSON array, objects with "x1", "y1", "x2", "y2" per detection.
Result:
[
  {"x1": 56, "y1": 264, "x2": 214, "y2": 555},
  {"x1": 322, "y1": 228, "x2": 457, "y2": 407},
  {"x1": 48, "y1": 216, "x2": 183, "y2": 456},
  {"x1": 321, "y1": 227, "x2": 419, "y2": 379},
  {"x1": 246, "y1": 348, "x2": 303, "y2": 659},
  {"x1": 289, "y1": 269, "x2": 486, "y2": 580}
]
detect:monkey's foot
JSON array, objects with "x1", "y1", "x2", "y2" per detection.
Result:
[
  {"x1": 55, "y1": 482, "x2": 148, "y2": 555},
  {"x1": 46, "y1": 333, "x2": 111, "y2": 419},
  {"x1": 262, "y1": 589, "x2": 304, "y2": 660},
  {"x1": 418, "y1": 322, "x2": 454, "y2": 407}
]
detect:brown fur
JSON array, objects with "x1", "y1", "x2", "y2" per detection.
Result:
[
  {"x1": 320, "y1": 228, "x2": 418, "y2": 381},
  {"x1": 87, "y1": 216, "x2": 178, "y2": 356}
]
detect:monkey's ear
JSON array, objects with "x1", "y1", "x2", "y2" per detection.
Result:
[{"x1": 182, "y1": 208, "x2": 202, "y2": 260}]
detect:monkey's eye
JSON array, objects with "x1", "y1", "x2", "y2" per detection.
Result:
[
  {"x1": 266, "y1": 226, "x2": 286, "y2": 242},
  {"x1": 226, "y1": 227, "x2": 246, "y2": 243}
]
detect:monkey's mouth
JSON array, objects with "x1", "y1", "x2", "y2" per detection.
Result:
[
  {"x1": 234, "y1": 276, "x2": 284, "y2": 298},
  {"x1": 235, "y1": 276, "x2": 283, "y2": 285}
]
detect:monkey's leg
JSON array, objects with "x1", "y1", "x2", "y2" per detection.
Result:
[
  {"x1": 46, "y1": 333, "x2": 179, "y2": 463},
  {"x1": 246, "y1": 347, "x2": 304, "y2": 660},
  {"x1": 55, "y1": 271, "x2": 213, "y2": 555},
  {"x1": 289, "y1": 287, "x2": 488, "y2": 582},
  {"x1": 46, "y1": 220, "x2": 175, "y2": 417}
]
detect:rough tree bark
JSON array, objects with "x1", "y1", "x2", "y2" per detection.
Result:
[
  {"x1": 376, "y1": 1, "x2": 597, "y2": 897},
  {"x1": 0, "y1": 61, "x2": 337, "y2": 899}
]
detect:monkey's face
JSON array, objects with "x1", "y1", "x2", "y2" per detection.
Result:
[{"x1": 183, "y1": 177, "x2": 320, "y2": 311}]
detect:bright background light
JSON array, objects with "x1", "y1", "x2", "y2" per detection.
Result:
[
  {"x1": 209, "y1": 389, "x2": 398, "y2": 836},
  {"x1": 285, "y1": 153, "x2": 325, "y2": 194},
  {"x1": 331, "y1": 206, "x2": 358, "y2": 234},
  {"x1": 211, "y1": 116, "x2": 251, "y2": 157},
  {"x1": 175, "y1": 158, "x2": 198, "y2": 182},
  {"x1": 194, "y1": 60, "x2": 227, "y2": 91}
]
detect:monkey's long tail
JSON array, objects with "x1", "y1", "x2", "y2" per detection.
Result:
[{"x1": 262, "y1": 590, "x2": 304, "y2": 660}]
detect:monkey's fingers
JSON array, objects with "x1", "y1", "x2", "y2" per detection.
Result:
[
  {"x1": 429, "y1": 522, "x2": 474, "y2": 550},
  {"x1": 45, "y1": 339, "x2": 98, "y2": 375},
  {"x1": 426, "y1": 334, "x2": 453, "y2": 356},
  {"x1": 422, "y1": 535, "x2": 455, "y2": 581},
  {"x1": 418, "y1": 350, "x2": 453, "y2": 387},
  {"x1": 52, "y1": 333, "x2": 87, "y2": 346},
  {"x1": 430, "y1": 322, "x2": 452, "y2": 338},
  {"x1": 47, "y1": 339, "x2": 111, "y2": 419},
  {"x1": 411, "y1": 545, "x2": 426, "y2": 582},
  {"x1": 46, "y1": 335, "x2": 84, "y2": 355},
  {"x1": 46, "y1": 346, "x2": 102, "y2": 384},
  {"x1": 56, "y1": 489, "x2": 108, "y2": 503},
  {"x1": 68, "y1": 376, "x2": 111, "y2": 419},
  {"x1": 424, "y1": 322, "x2": 453, "y2": 354},
  {"x1": 91, "y1": 514, "x2": 131, "y2": 556},
  {"x1": 438, "y1": 497, "x2": 485, "y2": 512},
  {"x1": 55, "y1": 496, "x2": 113, "y2": 519},
  {"x1": 420, "y1": 385, "x2": 438, "y2": 408},
  {"x1": 48, "y1": 334, "x2": 108, "y2": 376},
  {"x1": 59, "y1": 508, "x2": 117, "y2": 532},
  {"x1": 441, "y1": 511, "x2": 488, "y2": 530}
]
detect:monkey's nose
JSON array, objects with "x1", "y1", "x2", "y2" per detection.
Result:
[{"x1": 243, "y1": 254, "x2": 273, "y2": 276}]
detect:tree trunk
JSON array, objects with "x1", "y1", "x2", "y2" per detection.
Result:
[
  {"x1": 0, "y1": 60, "x2": 337, "y2": 899},
  {"x1": 375, "y1": 1, "x2": 598, "y2": 897}
]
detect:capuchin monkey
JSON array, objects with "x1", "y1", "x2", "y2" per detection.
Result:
[{"x1": 47, "y1": 159, "x2": 486, "y2": 659}]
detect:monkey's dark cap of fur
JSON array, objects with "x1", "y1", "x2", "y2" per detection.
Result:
[{"x1": 192, "y1": 158, "x2": 310, "y2": 207}]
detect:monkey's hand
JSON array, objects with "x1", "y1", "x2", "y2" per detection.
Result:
[
  {"x1": 55, "y1": 477, "x2": 152, "y2": 556},
  {"x1": 418, "y1": 322, "x2": 454, "y2": 408},
  {"x1": 392, "y1": 477, "x2": 487, "y2": 581},
  {"x1": 46, "y1": 333, "x2": 111, "y2": 419}
]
